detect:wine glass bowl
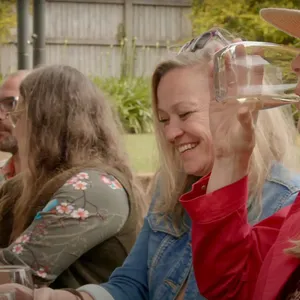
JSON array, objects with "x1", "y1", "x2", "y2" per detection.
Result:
[
  {"x1": 0, "y1": 266, "x2": 33, "y2": 289},
  {"x1": 213, "y1": 41, "x2": 300, "y2": 110}
]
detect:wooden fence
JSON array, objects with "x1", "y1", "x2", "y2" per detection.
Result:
[{"x1": 0, "y1": 0, "x2": 192, "y2": 77}]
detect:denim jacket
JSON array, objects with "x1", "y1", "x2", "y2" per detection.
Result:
[{"x1": 78, "y1": 163, "x2": 300, "y2": 300}]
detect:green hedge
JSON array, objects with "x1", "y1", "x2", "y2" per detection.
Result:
[{"x1": 93, "y1": 76, "x2": 153, "y2": 134}]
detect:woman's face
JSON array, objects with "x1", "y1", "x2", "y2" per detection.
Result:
[{"x1": 157, "y1": 66, "x2": 214, "y2": 177}]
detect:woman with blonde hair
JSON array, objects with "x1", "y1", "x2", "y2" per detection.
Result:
[
  {"x1": 2, "y1": 28, "x2": 300, "y2": 300},
  {"x1": 0, "y1": 64, "x2": 145, "y2": 289}
]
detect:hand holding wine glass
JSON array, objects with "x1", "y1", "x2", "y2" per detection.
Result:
[
  {"x1": 210, "y1": 43, "x2": 259, "y2": 160},
  {"x1": 207, "y1": 43, "x2": 259, "y2": 193}
]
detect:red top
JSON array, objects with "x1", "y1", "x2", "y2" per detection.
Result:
[
  {"x1": 180, "y1": 175, "x2": 300, "y2": 300},
  {"x1": 0, "y1": 156, "x2": 15, "y2": 180}
]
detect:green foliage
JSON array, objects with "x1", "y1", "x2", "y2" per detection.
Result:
[
  {"x1": 93, "y1": 76, "x2": 153, "y2": 134},
  {"x1": 191, "y1": 0, "x2": 299, "y2": 46},
  {"x1": 0, "y1": 1, "x2": 16, "y2": 43},
  {"x1": 191, "y1": 0, "x2": 300, "y2": 125},
  {"x1": 292, "y1": 104, "x2": 300, "y2": 127}
]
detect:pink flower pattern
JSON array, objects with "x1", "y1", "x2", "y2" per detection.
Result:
[
  {"x1": 15, "y1": 234, "x2": 30, "y2": 244},
  {"x1": 77, "y1": 172, "x2": 89, "y2": 180},
  {"x1": 71, "y1": 208, "x2": 89, "y2": 220},
  {"x1": 101, "y1": 175, "x2": 111, "y2": 185},
  {"x1": 56, "y1": 202, "x2": 74, "y2": 215},
  {"x1": 12, "y1": 244, "x2": 24, "y2": 254},
  {"x1": 73, "y1": 181, "x2": 88, "y2": 190},
  {"x1": 8, "y1": 171, "x2": 119, "y2": 285},
  {"x1": 100, "y1": 174, "x2": 123, "y2": 190},
  {"x1": 36, "y1": 267, "x2": 47, "y2": 278},
  {"x1": 65, "y1": 176, "x2": 78, "y2": 185}
]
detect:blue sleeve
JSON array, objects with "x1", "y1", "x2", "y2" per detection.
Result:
[{"x1": 79, "y1": 217, "x2": 150, "y2": 300}]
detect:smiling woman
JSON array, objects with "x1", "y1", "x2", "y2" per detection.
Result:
[
  {"x1": 151, "y1": 45, "x2": 300, "y2": 223},
  {"x1": 156, "y1": 64, "x2": 213, "y2": 177}
]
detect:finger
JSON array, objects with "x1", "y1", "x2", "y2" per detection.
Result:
[
  {"x1": 252, "y1": 109, "x2": 259, "y2": 125},
  {"x1": 237, "y1": 106, "x2": 255, "y2": 139},
  {"x1": 249, "y1": 47, "x2": 264, "y2": 93},
  {"x1": 34, "y1": 288, "x2": 79, "y2": 300},
  {"x1": 224, "y1": 52, "x2": 238, "y2": 95},
  {"x1": 0, "y1": 284, "x2": 33, "y2": 300},
  {"x1": 235, "y1": 44, "x2": 248, "y2": 88}
]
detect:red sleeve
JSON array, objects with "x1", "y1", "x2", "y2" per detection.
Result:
[{"x1": 180, "y1": 176, "x2": 288, "y2": 300}]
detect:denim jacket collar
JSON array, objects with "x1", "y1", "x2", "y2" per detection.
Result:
[
  {"x1": 267, "y1": 162, "x2": 300, "y2": 193},
  {"x1": 149, "y1": 162, "x2": 300, "y2": 237},
  {"x1": 148, "y1": 211, "x2": 190, "y2": 237}
]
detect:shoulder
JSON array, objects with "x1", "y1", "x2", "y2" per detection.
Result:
[
  {"x1": 36, "y1": 169, "x2": 129, "y2": 221},
  {"x1": 266, "y1": 163, "x2": 300, "y2": 194},
  {"x1": 260, "y1": 163, "x2": 300, "y2": 220}
]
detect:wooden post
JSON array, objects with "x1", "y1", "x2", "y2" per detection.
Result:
[
  {"x1": 33, "y1": 0, "x2": 46, "y2": 67},
  {"x1": 123, "y1": 0, "x2": 134, "y2": 77},
  {"x1": 17, "y1": 0, "x2": 30, "y2": 69}
]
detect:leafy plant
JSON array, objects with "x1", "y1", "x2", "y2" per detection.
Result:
[
  {"x1": 191, "y1": 0, "x2": 300, "y2": 126},
  {"x1": 93, "y1": 76, "x2": 153, "y2": 134},
  {"x1": 0, "y1": 1, "x2": 17, "y2": 43},
  {"x1": 191, "y1": 0, "x2": 299, "y2": 46}
]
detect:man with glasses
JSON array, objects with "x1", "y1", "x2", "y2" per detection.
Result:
[{"x1": 0, "y1": 70, "x2": 30, "y2": 182}]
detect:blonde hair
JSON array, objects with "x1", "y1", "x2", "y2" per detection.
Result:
[{"x1": 151, "y1": 43, "x2": 300, "y2": 224}]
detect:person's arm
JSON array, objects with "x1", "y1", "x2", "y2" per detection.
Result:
[
  {"x1": 0, "y1": 170, "x2": 129, "y2": 287},
  {"x1": 78, "y1": 217, "x2": 151, "y2": 300},
  {"x1": 181, "y1": 171, "x2": 289, "y2": 300}
]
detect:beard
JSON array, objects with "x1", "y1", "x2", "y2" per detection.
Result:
[{"x1": 0, "y1": 135, "x2": 18, "y2": 154}]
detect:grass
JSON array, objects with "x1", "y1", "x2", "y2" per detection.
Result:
[
  {"x1": 0, "y1": 134, "x2": 158, "y2": 174},
  {"x1": 124, "y1": 134, "x2": 158, "y2": 174}
]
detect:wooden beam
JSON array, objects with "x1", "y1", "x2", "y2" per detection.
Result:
[
  {"x1": 123, "y1": 0, "x2": 134, "y2": 77},
  {"x1": 46, "y1": 0, "x2": 124, "y2": 4},
  {"x1": 43, "y1": 38, "x2": 178, "y2": 48},
  {"x1": 46, "y1": 37, "x2": 118, "y2": 46},
  {"x1": 46, "y1": 0, "x2": 192, "y2": 6},
  {"x1": 133, "y1": 0, "x2": 191, "y2": 7}
]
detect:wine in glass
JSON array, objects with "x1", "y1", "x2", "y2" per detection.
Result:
[{"x1": 213, "y1": 41, "x2": 300, "y2": 110}]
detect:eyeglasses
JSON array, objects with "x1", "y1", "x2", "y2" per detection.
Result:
[
  {"x1": 6, "y1": 109, "x2": 24, "y2": 128},
  {"x1": 178, "y1": 28, "x2": 237, "y2": 54},
  {"x1": 0, "y1": 96, "x2": 18, "y2": 113}
]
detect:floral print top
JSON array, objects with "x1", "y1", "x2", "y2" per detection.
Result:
[{"x1": 0, "y1": 169, "x2": 129, "y2": 287}]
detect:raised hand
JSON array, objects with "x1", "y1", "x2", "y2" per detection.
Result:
[{"x1": 209, "y1": 43, "x2": 264, "y2": 160}]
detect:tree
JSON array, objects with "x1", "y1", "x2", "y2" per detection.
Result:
[
  {"x1": 0, "y1": 1, "x2": 16, "y2": 43},
  {"x1": 191, "y1": 0, "x2": 300, "y2": 127},
  {"x1": 191, "y1": 0, "x2": 299, "y2": 46}
]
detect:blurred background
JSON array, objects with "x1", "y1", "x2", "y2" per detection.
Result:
[{"x1": 0, "y1": 0, "x2": 298, "y2": 175}]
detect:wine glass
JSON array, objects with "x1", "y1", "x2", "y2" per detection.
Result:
[
  {"x1": 0, "y1": 291, "x2": 15, "y2": 300},
  {"x1": 213, "y1": 41, "x2": 300, "y2": 110},
  {"x1": 0, "y1": 266, "x2": 33, "y2": 289}
]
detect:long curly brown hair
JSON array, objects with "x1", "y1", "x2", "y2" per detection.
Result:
[{"x1": 0, "y1": 65, "x2": 145, "y2": 243}]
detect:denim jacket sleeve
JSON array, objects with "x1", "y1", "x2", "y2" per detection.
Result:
[{"x1": 78, "y1": 217, "x2": 150, "y2": 300}]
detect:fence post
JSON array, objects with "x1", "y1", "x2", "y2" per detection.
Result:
[
  {"x1": 16, "y1": 0, "x2": 30, "y2": 70},
  {"x1": 33, "y1": 0, "x2": 46, "y2": 67},
  {"x1": 122, "y1": 0, "x2": 134, "y2": 77}
]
